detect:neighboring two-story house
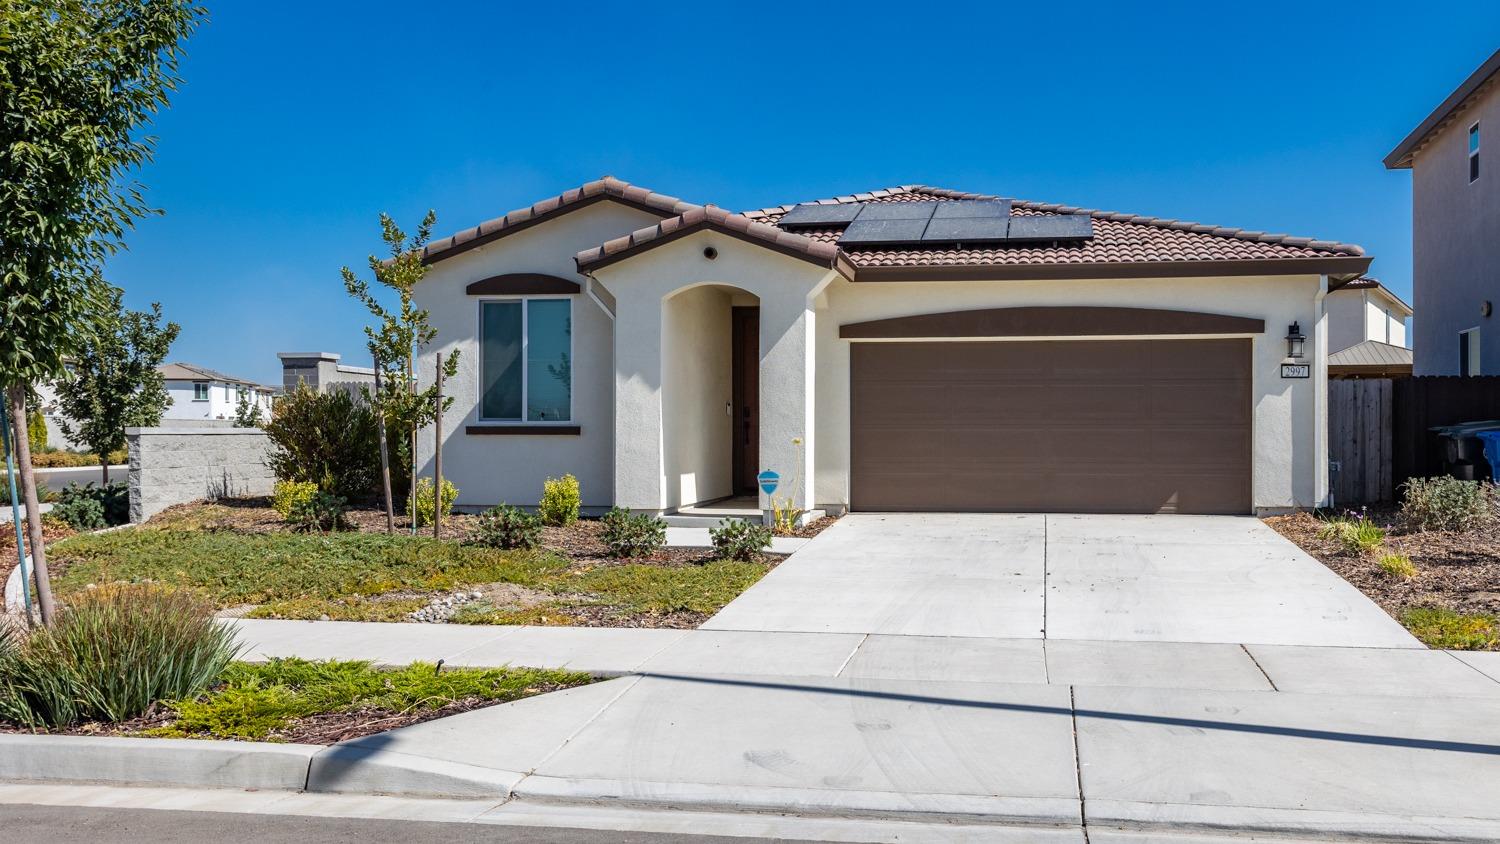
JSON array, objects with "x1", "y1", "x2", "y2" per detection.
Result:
[
  {"x1": 1385, "y1": 48, "x2": 1500, "y2": 376},
  {"x1": 1326, "y1": 277, "x2": 1413, "y2": 378},
  {"x1": 159, "y1": 363, "x2": 275, "y2": 422}
]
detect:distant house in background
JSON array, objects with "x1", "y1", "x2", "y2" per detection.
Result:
[
  {"x1": 1327, "y1": 277, "x2": 1414, "y2": 379},
  {"x1": 277, "y1": 352, "x2": 377, "y2": 396},
  {"x1": 33, "y1": 363, "x2": 82, "y2": 450},
  {"x1": 1385, "y1": 48, "x2": 1499, "y2": 376},
  {"x1": 159, "y1": 362, "x2": 275, "y2": 421}
]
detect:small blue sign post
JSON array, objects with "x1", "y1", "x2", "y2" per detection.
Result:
[{"x1": 757, "y1": 470, "x2": 779, "y2": 496}]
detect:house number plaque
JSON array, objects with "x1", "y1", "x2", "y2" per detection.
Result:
[{"x1": 1281, "y1": 363, "x2": 1310, "y2": 379}]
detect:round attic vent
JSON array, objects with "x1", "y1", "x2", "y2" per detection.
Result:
[{"x1": 703, "y1": 246, "x2": 718, "y2": 260}]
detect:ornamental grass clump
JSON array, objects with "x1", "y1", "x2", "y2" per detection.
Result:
[
  {"x1": 1377, "y1": 552, "x2": 1417, "y2": 581},
  {"x1": 1318, "y1": 512, "x2": 1386, "y2": 556},
  {"x1": 0, "y1": 584, "x2": 240, "y2": 729}
]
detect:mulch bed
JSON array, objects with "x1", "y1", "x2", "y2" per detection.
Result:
[
  {"x1": 1264, "y1": 510, "x2": 1500, "y2": 619},
  {"x1": 3, "y1": 680, "x2": 583, "y2": 745}
]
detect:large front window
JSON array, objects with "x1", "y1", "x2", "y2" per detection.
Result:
[{"x1": 480, "y1": 299, "x2": 572, "y2": 422}]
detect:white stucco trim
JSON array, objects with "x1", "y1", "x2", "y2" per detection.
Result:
[{"x1": 1314, "y1": 275, "x2": 1331, "y2": 510}]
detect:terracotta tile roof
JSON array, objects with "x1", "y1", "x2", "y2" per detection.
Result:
[
  {"x1": 424, "y1": 176, "x2": 699, "y2": 264},
  {"x1": 575, "y1": 205, "x2": 838, "y2": 272},
  {"x1": 741, "y1": 185, "x2": 1368, "y2": 280}
]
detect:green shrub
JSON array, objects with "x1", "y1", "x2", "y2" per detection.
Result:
[
  {"x1": 27, "y1": 449, "x2": 126, "y2": 469},
  {"x1": 271, "y1": 480, "x2": 319, "y2": 520},
  {"x1": 408, "y1": 477, "x2": 458, "y2": 528},
  {"x1": 1318, "y1": 513, "x2": 1385, "y2": 555},
  {"x1": 539, "y1": 474, "x2": 580, "y2": 526},
  {"x1": 600, "y1": 507, "x2": 666, "y2": 558},
  {"x1": 472, "y1": 504, "x2": 542, "y2": 550},
  {"x1": 288, "y1": 490, "x2": 348, "y2": 532},
  {"x1": 1402, "y1": 606, "x2": 1500, "y2": 650},
  {"x1": 26, "y1": 407, "x2": 46, "y2": 453},
  {"x1": 1377, "y1": 552, "x2": 1417, "y2": 580},
  {"x1": 150, "y1": 658, "x2": 591, "y2": 740},
  {"x1": 52, "y1": 482, "x2": 128, "y2": 530},
  {"x1": 52, "y1": 492, "x2": 104, "y2": 531},
  {"x1": 0, "y1": 584, "x2": 240, "y2": 728},
  {"x1": 263, "y1": 384, "x2": 390, "y2": 501},
  {"x1": 710, "y1": 518, "x2": 772, "y2": 561},
  {"x1": 1399, "y1": 476, "x2": 1496, "y2": 532}
]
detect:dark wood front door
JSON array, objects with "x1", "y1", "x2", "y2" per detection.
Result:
[
  {"x1": 850, "y1": 338, "x2": 1253, "y2": 514},
  {"x1": 732, "y1": 307, "x2": 760, "y2": 495}
]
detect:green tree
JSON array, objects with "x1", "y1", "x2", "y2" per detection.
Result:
[
  {"x1": 232, "y1": 390, "x2": 264, "y2": 428},
  {"x1": 0, "y1": 0, "x2": 204, "y2": 623},
  {"x1": 342, "y1": 213, "x2": 459, "y2": 513},
  {"x1": 55, "y1": 294, "x2": 180, "y2": 482}
]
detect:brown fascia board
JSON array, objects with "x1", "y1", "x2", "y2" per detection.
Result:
[
  {"x1": 465, "y1": 273, "x2": 581, "y2": 295},
  {"x1": 576, "y1": 218, "x2": 836, "y2": 273},
  {"x1": 840, "y1": 306, "x2": 1266, "y2": 339},
  {"x1": 424, "y1": 193, "x2": 684, "y2": 266},
  {"x1": 1385, "y1": 48, "x2": 1500, "y2": 169},
  {"x1": 841, "y1": 254, "x2": 1372, "y2": 283}
]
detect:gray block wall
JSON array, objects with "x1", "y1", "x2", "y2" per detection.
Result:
[{"x1": 127, "y1": 427, "x2": 275, "y2": 523}]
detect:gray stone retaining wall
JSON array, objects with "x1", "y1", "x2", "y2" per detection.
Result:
[{"x1": 127, "y1": 427, "x2": 275, "y2": 523}]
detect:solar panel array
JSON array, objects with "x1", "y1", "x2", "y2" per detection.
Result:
[{"x1": 776, "y1": 200, "x2": 1093, "y2": 246}]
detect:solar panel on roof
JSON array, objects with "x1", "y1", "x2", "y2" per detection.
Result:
[
  {"x1": 854, "y1": 202, "x2": 938, "y2": 221},
  {"x1": 1004, "y1": 214, "x2": 1093, "y2": 241},
  {"x1": 920, "y1": 217, "x2": 1011, "y2": 243},
  {"x1": 776, "y1": 203, "x2": 864, "y2": 228},
  {"x1": 930, "y1": 200, "x2": 1012, "y2": 219},
  {"x1": 839, "y1": 218, "x2": 931, "y2": 245}
]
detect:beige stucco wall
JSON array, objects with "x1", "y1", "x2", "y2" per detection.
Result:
[
  {"x1": 661, "y1": 284, "x2": 734, "y2": 508},
  {"x1": 814, "y1": 273, "x2": 1330, "y2": 512},
  {"x1": 1410, "y1": 83, "x2": 1500, "y2": 375},
  {"x1": 593, "y1": 232, "x2": 834, "y2": 513},
  {"x1": 1326, "y1": 288, "x2": 1408, "y2": 352},
  {"x1": 413, "y1": 200, "x2": 665, "y2": 509}
]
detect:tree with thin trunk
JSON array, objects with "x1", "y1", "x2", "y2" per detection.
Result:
[
  {"x1": 342, "y1": 213, "x2": 459, "y2": 523},
  {"x1": 0, "y1": 0, "x2": 204, "y2": 623},
  {"x1": 55, "y1": 294, "x2": 180, "y2": 482}
]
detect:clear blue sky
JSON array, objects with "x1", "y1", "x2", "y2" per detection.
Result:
[{"x1": 105, "y1": 1, "x2": 1500, "y2": 384}]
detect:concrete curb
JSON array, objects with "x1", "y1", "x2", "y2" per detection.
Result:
[
  {"x1": 513, "y1": 774, "x2": 1081, "y2": 826},
  {"x1": 307, "y1": 744, "x2": 526, "y2": 799},
  {"x1": 1086, "y1": 798, "x2": 1500, "y2": 843},
  {"x1": 0, "y1": 733, "x2": 321, "y2": 791}
]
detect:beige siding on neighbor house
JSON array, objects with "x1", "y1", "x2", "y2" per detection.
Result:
[{"x1": 1410, "y1": 82, "x2": 1500, "y2": 374}]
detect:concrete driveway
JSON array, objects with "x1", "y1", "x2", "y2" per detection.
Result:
[{"x1": 704, "y1": 513, "x2": 1419, "y2": 648}]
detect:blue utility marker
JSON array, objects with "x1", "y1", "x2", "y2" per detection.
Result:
[{"x1": 757, "y1": 471, "x2": 779, "y2": 495}]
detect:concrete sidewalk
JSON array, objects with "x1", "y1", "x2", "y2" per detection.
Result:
[
  {"x1": 232, "y1": 618, "x2": 1500, "y2": 697},
  {"x1": 306, "y1": 671, "x2": 1500, "y2": 841}
]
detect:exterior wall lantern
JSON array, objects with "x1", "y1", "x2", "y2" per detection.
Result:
[{"x1": 1285, "y1": 322, "x2": 1306, "y2": 360}]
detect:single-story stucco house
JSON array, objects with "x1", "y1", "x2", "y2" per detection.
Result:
[{"x1": 412, "y1": 178, "x2": 1371, "y2": 518}]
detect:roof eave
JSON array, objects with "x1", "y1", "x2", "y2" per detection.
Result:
[
  {"x1": 1384, "y1": 48, "x2": 1500, "y2": 170},
  {"x1": 841, "y1": 255, "x2": 1372, "y2": 283},
  {"x1": 576, "y1": 218, "x2": 836, "y2": 274}
]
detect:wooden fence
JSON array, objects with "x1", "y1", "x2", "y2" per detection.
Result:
[
  {"x1": 1330, "y1": 375, "x2": 1500, "y2": 506},
  {"x1": 1330, "y1": 378, "x2": 1393, "y2": 506}
]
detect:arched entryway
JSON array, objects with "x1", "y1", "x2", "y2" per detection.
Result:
[{"x1": 660, "y1": 283, "x2": 760, "y2": 510}]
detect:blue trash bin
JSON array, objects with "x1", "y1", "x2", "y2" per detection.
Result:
[{"x1": 1477, "y1": 430, "x2": 1500, "y2": 483}]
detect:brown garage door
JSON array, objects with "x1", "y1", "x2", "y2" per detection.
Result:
[{"x1": 850, "y1": 339, "x2": 1251, "y2": 514}]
